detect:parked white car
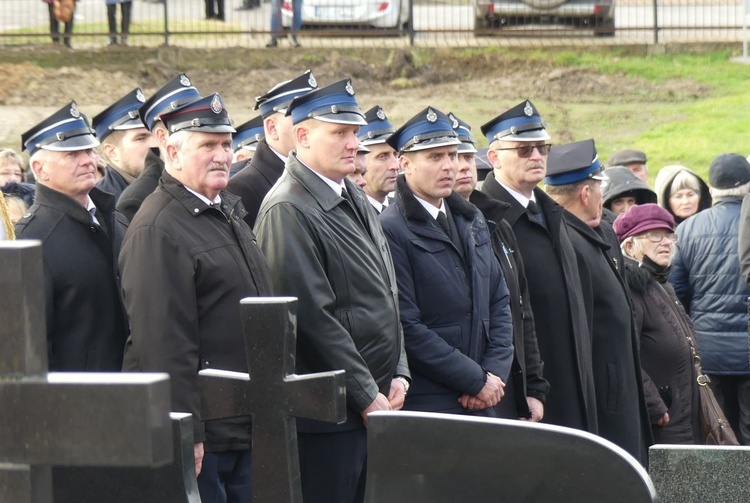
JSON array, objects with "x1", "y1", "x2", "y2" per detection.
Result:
[
  {"x1": 281, "y1": 0, "x2": 410, "y2": 29},
  {"x1": 474, "y1": 0, "x2": 615, "y2": 36}
]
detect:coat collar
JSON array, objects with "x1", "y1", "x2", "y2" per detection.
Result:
[
  {"x1": 481, "y1": 171, "x2": 565, "y2": 229},
  {"x1": 33, "y1": 183, "x2": 115, "y2": 226},
  {"x1": 249, "y1": 139, "x2": 286, "y2": 185},
  {"x1": 394, "y1": 174, "x2": 477, "y2": 223},
  {"x1": 469, "y1": 189, "x2": 510, "y2": 227},
  {"x1": 562, "y1": 210, "x2": 610, "y2": 251},
  {"x1": 159, "y1": 169, "x2": 248, "y2": 220},
  {"x1": 285, "y1": 152, "x2": 367, "y2": 213}
]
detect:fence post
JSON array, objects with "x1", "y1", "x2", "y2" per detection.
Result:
[
  {"x1": 744, "y1": 0, "x2": 749, "y2": 58},
  {"x1": 164, "y1": 0, "x2": 170, "y2": 46},
  {"x1": 652, "y1": 0, "x2": 658, "y2": 44},
  {"x1": 407, "y1": 0, "x2": 415, "y2": 47}
]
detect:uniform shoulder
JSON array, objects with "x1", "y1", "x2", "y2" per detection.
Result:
[{"x1": 14, "y1": 205, "x2": 62, "y2": 241}]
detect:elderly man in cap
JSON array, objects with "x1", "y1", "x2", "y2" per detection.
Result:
[
  {"x1": 358, "y1": 105, "x2": 399, "y2": 213},
  {"x1": 479, "y1": 100, "x2": 597, "y2": 433},
  {"x1": 379, "y1": 106, "x2": 513, "y2": 417},
  {"x1": 15, "y1": 101, "x2": 129, "y2": 371},
  {"x1": 608, "y1": 148, "x2": 649, "y2": 184},
  {"x1": 255, "y1": 79, "x2": 409, "y2": 503},
  {"x1": 118, "y1": 93, "x2": 273, "y2": 502},
  {"x1": 679, "y1": 153, "x2": 750, "y2": 445},
  {"x1": 545, "y1": 139, "x2": 651, "y2": 464},
  {"x1": 229, "y1": 115, "x2": 264, "y2": 176},
  {"x1": 117, "y1": 73, "x2": 201, "y2": 221},
  {"x1": 227, "y1": 70, "x2": 317, "y2": 228},
  {"x1": 450, "y1": 112, "x2": 549, "y2": 422},
  {"x1": 93, "y1": 88, "x2": 158, "y2": 201}
]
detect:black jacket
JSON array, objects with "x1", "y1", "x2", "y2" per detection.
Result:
[
  {"x1": 623, "y1": 258, "x2": 701, "y2": 444},
  {"x1": 96, "y1": 165, "x2": 130, "y2": 202},
  {"x1": 380, "y1": 177, "x2": 514, "y2": 415},
  {"x1": 255, "y1": 153, "x2": 409, "y2": 433},
  {"x1": 116, "y1": 148, "x2": 163, "y2": 221},
  {"x1": 119, "y1": 171, "x2": 273, "y2": 450},
  {"x1": 15, "y1": 184, "x2": 129, "y2": 371},
  {"x1": 470, "y1": 190, "x2": 549, "y2": 417},
  {"x1": 480, "y1": 172, "x2": 597, "y2": 433},
  {"x1": 565, "y1": 211, "x2": 652, "y2": 464},
  {"x1": 227, "y1": 139, "x2": 286, "y2": 229}
]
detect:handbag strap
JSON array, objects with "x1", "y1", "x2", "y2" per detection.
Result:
[{"x1": 653, "y1": 281, "x2": 710, "y2": 387}]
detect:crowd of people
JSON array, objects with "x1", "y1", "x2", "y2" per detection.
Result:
[{"x1": 3, "y1": 70, "x2": 750, "y2": 503}]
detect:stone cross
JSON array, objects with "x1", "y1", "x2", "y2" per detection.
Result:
[
  {"x1": 0, "y1": 241, "x2": 173, "y2": 503},
  {"x1": 199, "y1": 297, "x2": 347, "y2": 503}
]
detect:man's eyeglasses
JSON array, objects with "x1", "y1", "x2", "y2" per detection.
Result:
[
  {"x1": 494, "y1": 144, "x2": 552, "y2": 158},
  {"x1": 637, "y1": 231, "x2": 678, "y2": 243}
]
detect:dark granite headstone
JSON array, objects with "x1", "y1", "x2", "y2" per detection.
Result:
[
  {"x1": 0, "y1": 241, "x2": 173, "y2": 503},
  {"x1": 649, "y1": 445, "x2": 750, "y2": 502},
  {"x1": 199, "y1": 297, "x2": 347, "y2": 503},
  {"x1": 53, "y1": 413, "x2": 201, "y2": 503},
  {"x1": 364, "y1": 411, "x2": 657, "y2": 503}
]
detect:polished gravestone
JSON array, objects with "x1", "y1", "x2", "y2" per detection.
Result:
[
  {"x1": 52, "y1": 413, "x2": 201, "y2": 503},
  {"x1": 0, "y1": 241, "x2": 173, "y2": 503},
  {"x1": 649, "y1": 445, "x2": 750, "y2": 502},
  {"x1": 364, "y1": 411, "x2": 657, "y2": 503},
  {"x1": 199, "y1": 297, "x2": 347, "y2": 503}
]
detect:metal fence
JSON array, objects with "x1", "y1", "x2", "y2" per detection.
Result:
[{"x1": 0, "y1": 0, "x2": 745, "y2": 48}]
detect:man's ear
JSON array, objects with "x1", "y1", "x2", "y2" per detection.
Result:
[
  {"x1": 166, "y1": 144, "x2": 180, "y2": 169},
  {"x1": 295, "y1": 125, "x2": 310, "y2": 150},
  {"x1": 487, "y1": 148, "x2": 500, "y2": 169},
  {"x1": 399, "y1": 154, "x2": 411, "y2": 175},
  {"x1": 264, "y1": 116, "x2": 279, "y2": 141},
  {"x1": 31, "y1": 158, "x2": 46, "y2": 181},
  {"x1": 153, "y1": 125, "x2": 168, "y2": 147},
  {"x1": 101, "y1": 143, "x2": 118, "y2": 165}
]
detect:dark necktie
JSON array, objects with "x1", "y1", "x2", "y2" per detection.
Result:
[
  {"x1": 526, "y1": 200, "x2": 544, "y2": 226},
  {"x1": 436, "y1": 211, "x2": 452, "y2": 238}
]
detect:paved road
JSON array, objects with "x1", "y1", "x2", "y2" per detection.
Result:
[{"x1": 0, "y1": 0, "x2": 745, "y2": 45}]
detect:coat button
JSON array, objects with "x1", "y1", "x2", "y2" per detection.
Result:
[
  {"x1": 90, "y1": 226, "x2": 97, "y2": 232},
  {"x1": 194, "y1": 208, "x2": 200, "y2": 213}
]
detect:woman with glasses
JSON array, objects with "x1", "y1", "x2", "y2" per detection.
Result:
[{"x1": 614, "y1": 203, "x2": 700, "y2": 444}]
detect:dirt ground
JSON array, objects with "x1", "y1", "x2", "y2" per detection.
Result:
[{"x1": 0, "y1": 46, "x2": 710, "y2": 152}]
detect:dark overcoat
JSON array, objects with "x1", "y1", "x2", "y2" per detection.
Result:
[
  {"x1": 380, "y1": 177, "x2": 514, "y2": 415},
  {"x1": 623, "y1": 258, "x2": 701, "y2": 444},
  {"x1": 96, "y1": 165, "x2": 129, "y2": 201},
  {"x1": 565, "y1": 211, "x2": 652, "y2": 464},
  {"x1": 470, "y1": 190, "x2": 549, "y2": 418},
  {"x1": 480, "y1": 172, "x2": 597, "y2": 432},
  {"x1": 227, "y1": 139, "x2": 286, "y2": 229},
  {"x1": 254, "y1": 153, "x2": 409, "y2": 432},
  {"x1": 15, "y1": 184, "x2": 129, "y2": 371},
  {"x1": 116, "y1": 148, "x2": 163, "y2": 221},
  {"x1": 119, "y1": 171, "x2": 273, "y2": 450}
]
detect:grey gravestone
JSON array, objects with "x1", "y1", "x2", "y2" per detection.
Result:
[
  {"x1": 364, "y1": 411, "x2": 657, "y2": 503},
  {"x1": 649, "y1": 445, "x2": 750, "y2": 502},
  {"x1": 0, "y1": 241, "x2": 173, "y2": 503},
  {"x1": 199, "y1": 297, "x2": 347, "y2": 503},
  {"x1": 52, "y1": 412, "x2": 201, "y2": 503}
]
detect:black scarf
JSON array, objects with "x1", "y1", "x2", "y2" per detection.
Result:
[{"x1": 639, "y1": 255, "x2": 673, "y2": 284}]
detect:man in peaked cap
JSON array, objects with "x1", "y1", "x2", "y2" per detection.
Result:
[
  {"x1": 229, "y1": 114, "x2": 264, "y2": 177},
  {"x1": 15, "y1": 101, "x2": 130, "y2": 372},
  {"x1": 379, "y1": 106, "x2": 513, "y2": 418},
  {"x1": 254, "y1": 79, "x2": 409, "y2": 503},
  {"x1": 479, "y1": 100, "x2": 598, "y2": 434},
  {"x1": 545, "y1": 139, "x2": 651, "y2": 465},
  {"x1": 92, "y1": 88, "x2": 158, "y2": 201},
  {"x1": 118, "y1": 93, "x2": 273, "y2": 503},
  {"x1": 227, "y1": 70, "x2": 317, "y2": 228},
  {"x1": 358, "y1": 105, "x2": 399, "y2": 214},
  {"x1": 347, "y1": 141, "x2": 369, "y2": 189},
  {"x1": 117, "y1": 73, "x2": 201, "y2": 221},
  {"x1": 451, "y1": 112, "x2": 550, "y2": 422}
]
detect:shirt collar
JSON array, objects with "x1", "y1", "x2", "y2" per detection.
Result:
[
  {"x1": 414, "y1": 195, "x2": 446, "y2": 220},
  {"x1": 302, "y1": 163, "x2": 346, "y2": 196},
  {"x1": 184, "y1": 186, "x2": 221, "y2": 206},
  {"x1": 498, "y1": 180, "x2": 536, "y2": 209},
  {"x1": 85, "y1": 196, "x2": 97, "y2": 213},
  {"x1": 268, "y1": 145, "x2": 288, "y2": 164}
]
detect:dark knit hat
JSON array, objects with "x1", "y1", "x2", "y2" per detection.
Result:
[{"x1": 613, "y1": 203, "x2": 675, "y2": 242}]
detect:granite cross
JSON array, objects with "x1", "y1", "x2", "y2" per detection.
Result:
[
  {"x1": 0, "y1": 241, "x2": 173, "y2": 503},
  {"x1": 199, "y1": 297, "x2": 347, "y2": 503}
]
